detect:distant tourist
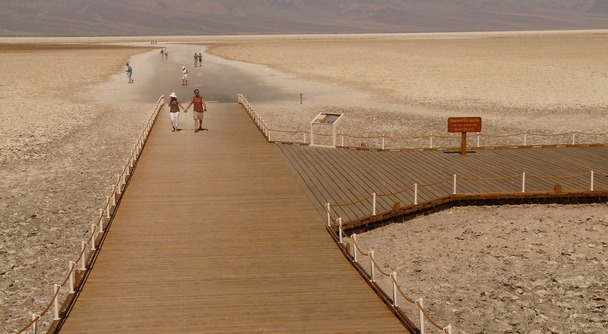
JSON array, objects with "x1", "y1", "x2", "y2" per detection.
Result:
[
  {"x1": 160, "y1": 49, "x2": 164, "y2": 58},
  {"x1": 198, "y1": 53, "x2": 203, "y2": 66},
  {"x1": 194, "y1": 53, "x2": 198, "y2": 67},
  {"x1": 168, "y1": 92, "x2": 186, "y2": 132},
  {"x1": 164, "y1": 48, "x2": 168, "y2": 59},
  {"x1": 185, "y1": 89, "x2": 208, "y2": 133},
  {"x1": 125, "y1": 63, "x2": 133, "y2": 83},
  {"x1": 181, "y1": 66, "x2": 188, "y2": 85}
]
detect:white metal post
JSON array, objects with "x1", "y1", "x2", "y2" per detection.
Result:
[
  {"x1": 477, "y1": 133, "x2": 480, "y2": 147},
  {"x1": 591, "y1": 171, "x2": 594, "y2": 191},
  {"x1": 325, "y1": 203, "x2": 331, "y2": 226},
  {"x1": 341, "y1": 133, "x2": 344, "y2": 147},
  {"x1": 372, "y1": 193, "x2": 377, "y2": 215},
  {"x1": 430, "y1": 136, "x2": 433, "y2": 148},
  {"x1": 115, "y1": 174, "x2": 121, "y2": 192},
  {"x1": 381, "y1": 135, "x2": 385, "y2": 150},
  {"x1": 522, "y1": 172, "x2": 526, "y2": 192},
  {"x1": 32, "y1": 314, "x2": 39, "y2": 334},
  {"x1": 91, "y1": 224, "x2": 97, "y2": 251},
  {"x1": 310, "y1": 123, "x2": 314, "y2": 146},
  {"x1": 453, "y1": 174, "x2": 457, "y2": 194},
  {"x1": 572, "y1": 132, "x2": 575, "y2": 145},
  {"x1": 80, "y1": 242, "x2": 86, "y2": 270},
  {"x1": 418, "y1": 298, "x2": 425, "y2": 334},
  {"x1": 53, "y1": 284, "x2": 60, "y2": 320},
  {"x1": 332, "y1": 124, "x2": 337, "y2": 148},
  {"x1": 414, "y1": 183, "x2": 418, "y2": 205},
  {"x1": 352, "y1": 234, "x2": 358, "y2": 262},
  {"x1": 69, "y1": 261, "x2": 75, "y2": 293},
  {"x1": 370, "y1": 251, "x2": 375, "y2": 282},
  {"x1": 391, "y1": 272, "x2": 398, "y2": 307},
  {"x1": 98, "y1": 212, "x2": 104, "y2": 234},
  {"x1": 338, "y1": 218, "x2": 343, "y2": 244},
  {"x1": 105, "y1": 198, "x2": 111, "y2": 219},
  {"x1": 111, "y1": 186, "x2": 116, "y2": 206}
]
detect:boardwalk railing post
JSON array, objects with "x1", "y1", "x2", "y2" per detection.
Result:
[
  {"x1": 91, "y1": 224, "x2": 97, "y2": 251},
  {"x1": 381, "y1": 135, "x2": 385, "y2": 150},
  {"x1": 53, "y1": 284, "x2": 60, "y2": 320},
  {"x1": 338, "y1": 218, "x2": 343, "y2": 244},
  {"x1": 80, "y1": 242, "x2": 87, "y2": 270},
  {"x1": 522, "y1": 172, "x2": 526, "y2": 192},
  {"x1": 477, "y1": 133, "x2": 480, "y2": 147},
  {"x1": 370, "y1": 251, "x2": 375, "y2": 282},
  {"x1": 32, "y1": 314, "x2": 39, "y2": 334},
  {"x1": 105, "y1": 196, "x2": 111, "y2": 219},
  {"x1": 391, "y1": 272, "x2": 398, "y2": 307},
  {"x1": 417, "y1": 298, "x2": 425, "y2": 334},
  {"x1": 572, "y1": 132, "x2": 576, "y2": 145},
  {"x1": 453, "y1": 174, "x2": 457, "y2": 195},
  {"x1": 116, "y1": 174, "x2": 121, "y2": 194},
  {"x1": 372, "y1": 193, "x2": 376, "y2": 215},
  {"x1": 414, "y1": 183, "x2": 418, "y2": 205},
  {"x1": 111, "y1": 186, "x2": 116, "y2": 206},
  {"x1": 325, "y1": 203, "x2": 331, "y2": 226},
  {"x1": 69, "y1": 261, "x2": 75, "y2": 293},
  {"x1": 591, "y1": 171, "x2": 594, "y2": 191},
  {"x1": 341, "y1": 132, "x2": 344, "y2": 147},
  {"x1": 352, "y1": 234, "x2": 358, "y2": 263},
  {"x1": 98, "y1": 208, "x2": 104, "y2": 233},
  {"x1": 430, "y1": 135, "x2": 433, "y2": 148}
]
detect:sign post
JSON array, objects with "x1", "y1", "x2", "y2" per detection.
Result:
[{"x1": 447, "y1": 117, "x2": 482, "y2": 156}]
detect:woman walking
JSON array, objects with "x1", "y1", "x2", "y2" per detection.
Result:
[{"x1": 168, "y1": 92, "x2": 186, "y2": 132}]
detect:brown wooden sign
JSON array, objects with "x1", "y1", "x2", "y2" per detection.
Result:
[{"x1": 448, "y1": 117, "x2": 482, "y2": 133}]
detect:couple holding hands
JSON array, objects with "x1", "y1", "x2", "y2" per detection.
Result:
[{"x1": 168, "y1": 89, "x2": 207, "y2": 132}]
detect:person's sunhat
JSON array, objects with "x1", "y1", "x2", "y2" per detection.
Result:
[{"x1": 170, "y1": 92, "x2": 177, "y2": 98}]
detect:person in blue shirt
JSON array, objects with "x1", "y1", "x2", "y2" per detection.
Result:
[{"x1": 126, "y1": 63, "x2": 133, "y2": 83}]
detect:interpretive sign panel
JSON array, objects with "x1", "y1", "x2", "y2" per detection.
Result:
[{"x1": 448, "y1": 117, "x2": 482, "y2": 133}]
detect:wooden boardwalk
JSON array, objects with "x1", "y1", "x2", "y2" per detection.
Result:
[
  {"x1": 277, "y1": 144, "x2": 608, "y2": 223},
  {"x1": 58, "y1": 103, "x2": 407, "y2": 333}
]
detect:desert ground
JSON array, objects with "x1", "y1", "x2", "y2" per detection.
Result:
[{"x1": 1, "y1": 31, "x2": 607, "y2": 334}]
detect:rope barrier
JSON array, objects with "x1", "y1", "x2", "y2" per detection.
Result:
[
  {"x1": 331, "y1": 194, "x2": 375, "y2": 207},
  {"x1": 459, "y1": 174, "x2": 521, "y2": 181},
  {"x1": 376, "y1": 184, "x2": 415, "y2": 198},
  {"x1": 236, "y1": 95, "x2": 608, "y2": 151},
  {"x1": 416, "y1": 299, "x2": 446, "y2": 330},
  {"x1": 344, "y1": 232, "x2": 450, "y2": 333},
  {"x1": 14, "y1": 96, "x2": 164, "y2": 334},
  {"x1": 526, "y1": 172, "x2": 589, "y2": 179}
]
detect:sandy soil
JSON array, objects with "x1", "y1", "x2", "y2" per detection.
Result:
[{"x1": 1, "y1": 32, "x2": 607, "y2": 334}]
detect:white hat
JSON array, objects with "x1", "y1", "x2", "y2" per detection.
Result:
[
  {"x1": 182, "y1": 66, "x2": 185, "y2": 69},
  {"x1": 170, "y1": 92, "x2": 177, "y2": 98}
]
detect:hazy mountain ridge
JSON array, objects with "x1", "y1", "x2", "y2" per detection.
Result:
[{"x1": 1, "y1": 0, "x2": 607, "y2": 37}]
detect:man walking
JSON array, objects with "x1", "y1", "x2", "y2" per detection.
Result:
[
  {"x1": 126, "y1": 63, "x2": 133, "y2": 83},
  {"x1": 185, "y1": 89, "x2": 207, "y2": 132}
]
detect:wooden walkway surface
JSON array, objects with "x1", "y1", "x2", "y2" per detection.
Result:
[
  {"x1": 277, "y1": 144, "x2": 608, "y2": 222},
  {"x1": 58, "y1": 103, "x2": 407, "y2": 333}
]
